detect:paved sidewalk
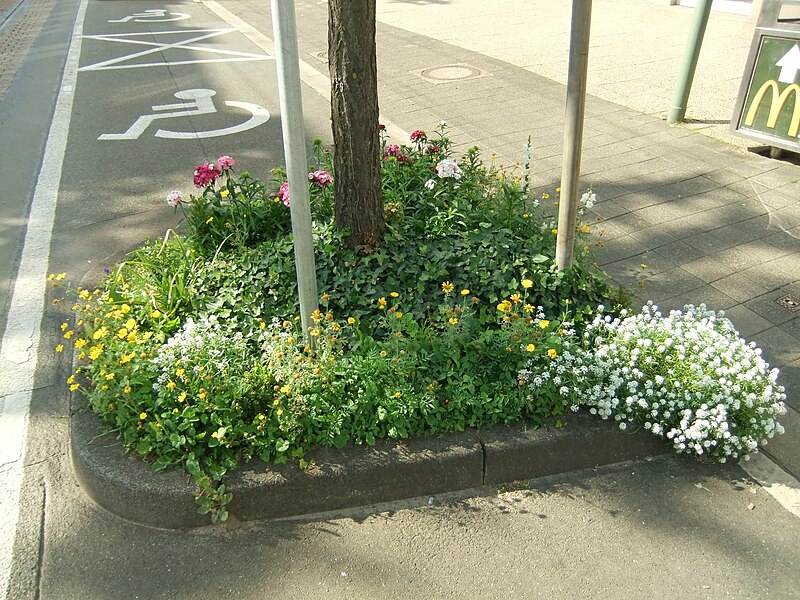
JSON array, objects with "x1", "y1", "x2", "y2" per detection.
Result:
[{"x1": 365, "y1": 0, "x2": 800, "y2": 482}]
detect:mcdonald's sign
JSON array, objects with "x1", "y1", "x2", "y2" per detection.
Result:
[{"x1": 733, "y1": 35, "x2": 800, "y2": 150}]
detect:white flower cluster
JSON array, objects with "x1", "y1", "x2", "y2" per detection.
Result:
[
  {"x1": 435, "y1": 158, "x2": 462, "y2": 180},
  {"x1": 153, "y1": 314, "x2": 247, "y2": 391},
  {"x1": 523, "y1": 302, "x2": 787, "y2": 462}
]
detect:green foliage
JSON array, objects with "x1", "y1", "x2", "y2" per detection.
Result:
[{"x1": 55, "y1": 129, "x2": 627, "y2": 521}]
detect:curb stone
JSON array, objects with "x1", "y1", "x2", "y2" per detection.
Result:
[{"x1": 70, "y1": 402, "x2": 671, "y2": 529}]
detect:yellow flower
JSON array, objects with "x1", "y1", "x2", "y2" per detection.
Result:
[
  {"x1": 547, "y1": 348, "x2": 558, "y2": 359},
  {"x1": 120, "y1": 304, "x2": 131, "y2": 314},
  {"x1": 60, "y1": 322, "x2": 69, "y2": 331},
  {"x1": 380, "y1": 350, "x2": 388, "y2": 358},
  {"x1": 151, "y1": 310, "x2": 162, "y2": 319},
  {"x1": 526, "y1": 343, "x2": 536, "y2": 352},
  {"x1": 176, "y1": 368, "x2": 185, "y2": 377},
  {"x1": 321, "y1": 292, "x2": 331, "y2": 302},
  {"x1": 287, "y1": 336, "x2": 296, "y2": 344},
  {"x1": 47, "y1": 274, "x2": 55, "y2": 281},
  {"x1": 123, "y1": 385, "x2": 131, "y2": 394},
  {"x1": 280, "y1": 385, "x2": 291, "y2": 395},
  {"x1": 310, "y1": 328, "x2": 320, "y2": 337},
  {"x1": 394, "y1": 391, "x2": 402, "y2": 398},
  {"x1": 510, "y1": 293, "x2": 522, "y2": 304},
  {"x1": 542, "y1": 193, "x2": 550, "y2": 199},
  {"x1": 206, "y1": 216, "x2": 214, "y2": 224},
  {"x1": 347, "y1": 317, "x2": 356, "y2": 325},
  {"x1": 55, "y1": 344, "x2": 64, "y2": 353},
  {"x1": 92, "y1": 327, "x2": 108, "y2": 340},
  {"x1": 67, "y1": 374, "x2": 75, "y2": 384},
  {"x1": 178, "y1": 391, "x2": 187, "y2": 403},
  {"x1": 539, "y1": 319, "x2": 550, "y2": 329},
  {"x1": 581, "y1": 224, "x2": 591, "y2": 233},
  {"x1": 220, "y1": 189, "x2": 230, "y2": 198},
  {"x1": 139, "y1": 412, "x2": 147, "y2": 420},
  {"x1": 378, "y1": 297, "x2": 387, "y2": 309},
  {"x1": 78, "y1": 289, "x2": 91, "y2": 300},
  {"x1": 395, "y1": 311, "x2": 403, "y2": 319},
  {"x1": 166, "y1": 380, "x2": 176, "y2": 390},
  {"x1": 199, "y1": 389, "x2": 207, "y2": 400},
  {"x1": 276, "y1": 409, "x2": 284, "y2": 416},
  {"x1": 524, "y1": 304, "x2": 534, "y2": 313},
  {"x1": 117, "y1": 328, "x2": 128, "y2": 339},
  {"x1": 497, "y1": 300, "x2": 512, "y2": 313},
  {"x1": 120, "y1": 351, "x2": 135, "y2": 364},
  {"x1": 556, "y1": 187, "x2": 561, "y2": 193},
  {"x1": 449, "y1": 317, "x2": 459, "y2": 325},
  {"x1": 105, "y1": 372, "x2": 115, "y2": 380},
  {"x1": 55, "y1": 272, "x2": 66, "y2": 281},
  {"x1": 390, "y1": 291, "x2": 399, "y2": 298},
  {"x1": 127, "y1": 331, "x2": 137, "y2": 342},
  {"x1": 551, "y1": 228, "x2": 558, "y2": 235},
  {"x1": 125, "y1": 318, "x2": 136, "y2": 330},
  {"x1": 63, "y1": 330, "x2": 74, "y2": 339},
  {"x1": 641, "y1": 263, "x2": 648, "y2": 269},
  {"x1": 441, "y1": 281, "x2": 454, "y2": 294},
  {"x1": 331, "y1": 322, "x2": 341, "y2": 331},
  {"x1": 521, "y1": 279, "x2": 533, "y2": 289},
  {"x1": 460, "y1": 289, "x2": 470, "y2": 296},
  {"x1": 311, "y1": 309, "x2": 323, "y2": 323},
  {"x1": 69, "y1": 383, "x2": 80, "y2": 392}
]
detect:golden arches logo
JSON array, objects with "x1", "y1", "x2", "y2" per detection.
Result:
[{"x1": 744, "y1": 79, "x2": 800, "y2": 137}]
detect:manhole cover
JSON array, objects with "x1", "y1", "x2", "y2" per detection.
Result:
[
  {"x1": 776, "y1": 294, "x2": 800, "y2": 312},
  {"x1": 417, "y1": 63, "x2": 489, "y2": 84}
]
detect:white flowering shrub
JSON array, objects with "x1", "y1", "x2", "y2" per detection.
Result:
[{"x1": 523, "y1": 303, "x2": 787, "y2": 462}]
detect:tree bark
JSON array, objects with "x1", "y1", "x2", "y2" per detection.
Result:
[{"x1": 328, "y1": 0, "x2": 384, "y2": 250}]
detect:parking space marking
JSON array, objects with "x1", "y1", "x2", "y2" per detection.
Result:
[
  {"x1": 79, "y1": 28, "x2": 272, "y2": 71},
  {"x1": 108, "y1": 9, "x2": 190, "y2": 23},
  {"x1": 98, "y1": 89, "x2": 270, "y2": 140}
]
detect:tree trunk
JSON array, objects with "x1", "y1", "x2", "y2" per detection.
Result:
[{"x1": 328, "y1": 0, "x2": 384, "y2": 250}]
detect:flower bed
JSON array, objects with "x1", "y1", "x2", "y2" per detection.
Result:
[{"x1": 53, "y1": 126, "x2": 786, "y2": 521}]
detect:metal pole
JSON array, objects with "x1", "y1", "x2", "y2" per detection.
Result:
[
  {"x1": 556, "y1": 0, "x2": 592, "y2": 271},
  {"x1": 270, "y1": 0, "x2": 319, "y2": 339},
  {"x1": 667, "y1": 0, "x2": 713, "y2": 124}
]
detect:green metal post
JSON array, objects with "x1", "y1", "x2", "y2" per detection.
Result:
[{"x1": 668, "y1": 0, "x2": 714, "y2": 124}]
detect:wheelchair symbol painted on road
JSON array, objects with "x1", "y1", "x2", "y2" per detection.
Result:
[
  {"x1": 98, "y1": 89, "x2": 270, "y2": 141},
  {"x1": 109, "y1": 9, "x2": 191, "y2": 23}
]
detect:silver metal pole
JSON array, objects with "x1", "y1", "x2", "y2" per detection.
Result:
[
  {"x1": 667, "y1": 0, "x2": 713, "y2": 124},
  {"x1": 270, "y1": 0, "x2": 319, "y2": 340},
  {"x1": 556, "y1": 0, "x2": 592, "y2": 271}
]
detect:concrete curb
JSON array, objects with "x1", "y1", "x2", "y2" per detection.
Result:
[{"x1": 71, "y1": 404, "x2": 670, "y2": 529}]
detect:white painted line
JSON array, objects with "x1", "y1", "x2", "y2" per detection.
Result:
[
  {"x1": 79, "y1": 29, "x2": 272, "y2": 72},
  {"x1": 198, "y1": 0, "x2": 410, "y2": 142},
  {"x1": 740, "y1": 452, "x2": 800, "y2": 518},
  {"x1": 0, "y1": 0, "x2": 88, "y2": 595}
]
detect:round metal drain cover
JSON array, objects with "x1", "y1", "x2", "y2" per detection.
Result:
[
  {"x1": 776, "y1": 294, "x2": 800, "y2": 312},
  {"x1": 420, "y1": 64, "x2": 482, "y2": 82}
]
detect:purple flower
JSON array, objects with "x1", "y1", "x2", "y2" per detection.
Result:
[
  {"x1": 278, "y1": 182, "x2": 290, "y2": 206},
  {"x1": 193, "y1": 163, "x2": 221, "y2": 188},
  {"x1": 102, "y1": 266, "x2": 111, "y2": 275},
  {"x1": 217, "y1": 155, "x2": 235, "y2": 170},
  {"x1": 308, "y1": 170, "x2": 333, "y2": 187},
  {"x1": 166, "y1": 190, "x2": 184, "y2": 206}
]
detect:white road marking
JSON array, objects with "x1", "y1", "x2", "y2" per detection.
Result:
[
  {"x1": 98, "y1": 89, "x2": 270, "y2": 140},
  {"x1": 198, "y1": 0, "x2": 410, "y2": 142},
  {"x1": 0, "y1": 0, "x2": 88, "y2": 595},
  {"x1": 79, "y1": 29, "x2": 272, "y2": 72},
  {"x1": 108, "y1": 9, "x2": 191, "y2": 23}
]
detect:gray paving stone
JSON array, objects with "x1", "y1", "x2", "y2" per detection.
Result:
[
  {"x1": 720, "y1": 304, "x2": 775, "y2": 338},
  {"x1": 681, "y1": 255, "x2": 732, "y2": 283},
  {"x1": 710, "y1": 273, "x2": 772, "y2": 305},
  {"x1": 657, "y1": 285, "x2": 739, "y2": 312}
]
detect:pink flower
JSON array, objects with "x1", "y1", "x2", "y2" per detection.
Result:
[
  {"x1": 410, "y1": 130, "x2": 426, "y2": 142},
  {"x1": 166, "y1": 190, "x2": 184, "y2": 206},
  {"x1": 193, "y1": 163, "x2": 221, "y2": 188},
  {"x1": 384, "y1": 144, "x2": 401, "y2": 157},
  {"x1": 217, "y1": 155, "x2": 235, "y2": 170},
  {"x1": 278, "y1": 182, "x2": 290, "y2": 206},
  {"x1": 427, "y1": 144, "x2": 441, "y2": 153},
  {"x1": 308, "y1": 170, "x2": 333, "y2": 187}
]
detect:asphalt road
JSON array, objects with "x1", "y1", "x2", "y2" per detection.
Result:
[{"x1": 1, "y1": 1, "x2": 799, "y2": 599}]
